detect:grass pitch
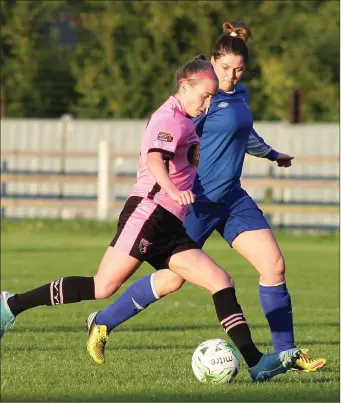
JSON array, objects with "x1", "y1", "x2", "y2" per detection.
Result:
[{"x1": 1, "y1": 220, "x2": 339, "y2": 402}]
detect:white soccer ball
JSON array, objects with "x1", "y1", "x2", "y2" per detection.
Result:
[{"x1": 191, "y1": 338, "x2": 240, "y2": 384}]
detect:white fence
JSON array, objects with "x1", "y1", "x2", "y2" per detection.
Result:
[{"x1": 0, "y1": 117, "x2": 339, "y2": 230}]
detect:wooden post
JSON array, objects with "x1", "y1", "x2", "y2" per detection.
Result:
[
  {"x1": 1, "y1": 160, "x2": 8, "y2": 218},
  {"x1": 58, "y1": 114, "x2": 73, "y2": 217},
  {"x1": 290, "y1": 89, "x2": 303, "y2": 124},
  {"x1": 263, "y1": 165, "x2": 274, "y2": 226},
  {"x1": 0, "y1": 96, "x2": 5, "y2": 118},
  {"x1": 97, "y1": 140, "x2": 110, "y2": 220}
]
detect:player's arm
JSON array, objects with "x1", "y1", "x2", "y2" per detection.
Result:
[
  {"x1": 145, "y1": 118, "x2": 195, "y2": 205},
  {"x1": 243, "y1": 87, "x2": 293, "y2": 167},
  {"x1": 246, "y1": 128, "x2": 294, "y2": 168},
  {"x1": 146, "y1": 152, "x2": 194, "y2": 205}
]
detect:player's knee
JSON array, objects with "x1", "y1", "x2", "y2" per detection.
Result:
[
  {"x1": 259, "y1": 253, "x2": 286, "y2": 283},
  {"x1": 274, "y1": 254, "x2": 286, "y2": 277},
  {"x1": 153, "y1": 271, "x2": 185, "y2": 297},
  {"x1": 209, "y1": 272, "x2": 234, "y2": 294},
  {"x1": 267, "y1": 253, "x2": 285, "y2": 279},
  {"x1": 166, "y1": 276, "x2": 185, "y2": 294},
  {"x1": 94, "y1": 277, "x2": 122, "y2": 299}
]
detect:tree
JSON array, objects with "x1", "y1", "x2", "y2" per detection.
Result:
[
  {"x1": 1, "y1": 0, "x2": 77, "y2": 117},
  {"x1": 1, "y1": 0, "x2": 339, "y2": 121}
]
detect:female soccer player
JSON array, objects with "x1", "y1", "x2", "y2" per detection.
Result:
[
  {"x1": 1, "y1": 56, "x2": 299, "y2": 382},
  {"x1": 88, "y1": 21, "x2": 326, "y2": 373}
]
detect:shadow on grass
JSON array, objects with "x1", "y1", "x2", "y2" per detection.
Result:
[
  {"x1": 5, "y1": 344, "x2": 195, "y2": 352},
  {"x1": 11, "y1": 322, "x2": 340, "y2": 334},
  {"x1": 2, "y1": 387, "x2": 339, "y2": 403},
  {"x1": 5, "y1": 340, "x2": 340, "y2": 354}
]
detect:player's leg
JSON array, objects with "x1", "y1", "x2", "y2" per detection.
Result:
[
  {"x1": 87, "y1": 246, "x2": 142, "y2": 364},
  {"x1": 167, "y1": 247, "x2": 300, "y2": 382},
  {"x1": 88, "y1": 203, "x2": 221, "y2": 334},
  {"x1": 223, "y1": 194, "x2": 326, "y2": 371},
  {"x1": 218, "y1": 194, "x2": 293, "y2": 352},
  {"x1": 87, "y1": 201, "x2": 186, "y2": 363},
  {"x1": 0, "y1": 196, "x2": 143, "y2": 340},
  {"x1": 1, "y1": 276, "x2": 96, "y2": 340},
  {"x1": 89, "y1": 269, "x2": 184, "y2": 334},
  {"x1": 0, "y1": 245, "x2": 141, "y2": 340}
]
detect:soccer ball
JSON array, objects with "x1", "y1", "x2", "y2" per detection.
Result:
[{"x1": 191, "y1": 338, "x2": 240, "y2": 384}]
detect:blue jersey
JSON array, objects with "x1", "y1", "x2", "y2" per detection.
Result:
[{"x1": 192, "y1": 84, "x2": 278, "y2": 203}]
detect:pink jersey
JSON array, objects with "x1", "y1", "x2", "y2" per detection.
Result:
[{"x1": 130, "y1": 96, "x2": 200, "y2": 221}]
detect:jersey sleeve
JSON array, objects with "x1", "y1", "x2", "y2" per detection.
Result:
[
  {"x1": 246, "y1": 128, "x2": 279, "y2": 160},
  {"x1": 243, "y1": 87, "x2": 278, "y2": 161},
  {"x1": 146, "y1": 118, "x2": 183, "y2": 160}
]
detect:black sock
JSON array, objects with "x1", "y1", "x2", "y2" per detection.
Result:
[
  {"x1": 7, "y1": 276, "x2": 95, "y2": 316},
  {"x1": 213, "y1": 287, "x2": 263, "y2": 368}
]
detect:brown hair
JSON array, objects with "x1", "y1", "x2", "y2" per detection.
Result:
[
  {"x1": 212, "y1": 21, "x2": 252, "y2": 63},
  {"x1": 175, "y1": 54, "x2": 215, "y2": 91}
]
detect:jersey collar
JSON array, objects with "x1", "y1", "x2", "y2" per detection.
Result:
[{"x1": 170, "y1": 96, "x2": 186, "y2": 116}]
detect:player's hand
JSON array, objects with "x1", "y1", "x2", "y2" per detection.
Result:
[
  {"x1": 169, "y1": 190, "x2": 195, "y2": 206},
  {"x1": 276, "y1": 153, "x2": 294, "y2": 167}
]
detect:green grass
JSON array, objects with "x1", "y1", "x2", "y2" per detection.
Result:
[{"x1": 1, "y1": 221, "x2": 339, "y2": 402}]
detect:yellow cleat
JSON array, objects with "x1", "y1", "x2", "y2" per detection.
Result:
[
  {"x1": 294, "y1": 348, "x2": 327, "y2": 372},
  {"x1": 86, "y1": 312, "x2": 109, "y2": 365}
]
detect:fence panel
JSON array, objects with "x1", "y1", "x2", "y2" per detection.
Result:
[{"x1": 1, "y1": 119, "x2": 339, "y2": 229}]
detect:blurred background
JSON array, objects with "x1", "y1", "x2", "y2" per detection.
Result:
[{"x1": 0, "y1": 0, "x2": 340, "y2": 230}]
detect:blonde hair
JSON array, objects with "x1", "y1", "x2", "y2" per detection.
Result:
[{"x1": 175, "y1": 54, "x2": 215, "y2": 90}]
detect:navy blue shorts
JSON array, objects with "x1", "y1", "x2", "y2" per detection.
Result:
[{"x1": 184, "y1": 190, "x2": 270, "y2": 247}]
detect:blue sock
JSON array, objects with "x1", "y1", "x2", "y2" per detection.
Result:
[
  {"x1": 259, "y1": 282, "x2": 295, "y2": 353},
  {"x1": 96, "y1": 274, "x2": 159, "y2": 333}
]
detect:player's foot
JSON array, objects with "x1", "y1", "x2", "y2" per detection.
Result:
[
  {"x1": 0, "y1": 291, "x2": 16, "y2": 340},
  {"x1": 249, "y1": 348, "x2": 300, "y2": 382},
  {"x1": 86, "y1": 312, "x2": 108, "y2": 365},
  {"x1": 291, "y1": 348, "x2": 326, "y2": 372}
]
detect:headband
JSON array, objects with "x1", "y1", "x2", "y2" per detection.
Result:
[{"x1": 178, "y1": 69, "x2": 218, "y2": 82}]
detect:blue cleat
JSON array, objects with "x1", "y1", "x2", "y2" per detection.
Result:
[
  {"x1": 0, "y1": 291, "x2": 16, "y2": 340},
  {"x1": 249, "y1": 348, "x2": 300, "y2": 382}
]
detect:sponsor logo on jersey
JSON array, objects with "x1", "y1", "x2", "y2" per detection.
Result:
[
  {"x1": 157, "y1": 131, "x2": 173, "y2": 142},
  {"x1": 218, "y1": 102, "x2": 229, "y2": 108}
]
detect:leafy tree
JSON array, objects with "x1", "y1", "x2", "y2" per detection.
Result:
[
  {"x1": 1, "y1": 0, "x2": 77, "y2": 117},
  {"x1": 1, "y1": 0, "x2": 339, "y2": 121}
]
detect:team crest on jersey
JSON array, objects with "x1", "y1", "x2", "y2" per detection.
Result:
[
  {"x1": 218, "y1": 102, "x2": 229, "y2": 108},
  {"x1": 157, "y1": 131, "x2": 173, "y2": 142},
  {"x1": 139, "y1": 238, "x2": 152, "y2": 254},
  {"x1": 187, "y1": 143, "x2": 200, "y2": 167},
  {"x1": 242, "y1": 98, "x2": 250, "y2": 110}
]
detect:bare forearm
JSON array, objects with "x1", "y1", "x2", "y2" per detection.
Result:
[{"x1": 146, "y1": 153, "x2": 178, "y2": 195}]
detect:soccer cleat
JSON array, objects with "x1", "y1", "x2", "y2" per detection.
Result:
[
  {"x1": 0, "y1": 291, "x2": 16, "y2": 340},
  {"x1": 292, "y1": 348, "x2": 327, "y2": 372},
  {"x1": 86, "y1": 312, "x2": 108, "y2": 365},
  {"x1": 249, "y1": 348, "x2": 300, "y2": 382},
  {"x1": 86, "y1": 311, "x2": 98, "y2": 333}
]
